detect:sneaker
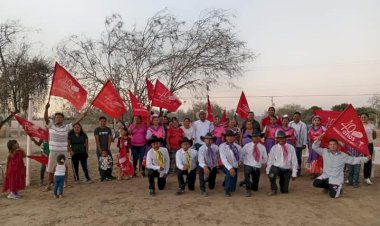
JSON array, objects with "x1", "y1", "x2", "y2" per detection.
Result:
[
  {"x1": 224, "y1": 191, "x2": 231, "y2": 197},
  {"x1": 268, "y1": 190, "x2": 277, "y2": 196},
  {"x1": 201, "y1": 191, "x2": 208, "y2": 197},
  {"x1": 365, "y1": 178, "x2": 373, "y2": 185},
  {"x1": 7, "y1": 193, "x2": 18, "y2": 200},
  {"x1": 245, "y1": 190, "x2": 252, "y2": 197},
  {"x1": 14, "y1": 192, "x2": 21, "y2": 198},
  {"x1": 149, "y1": 189, "x2": 155, "y2": 196},
  {"x1": 176, "y1": 189, "x2": 185, "y2": 195}
]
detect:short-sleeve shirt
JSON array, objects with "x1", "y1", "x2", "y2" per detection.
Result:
[
  {"x1": 94, "y1": 126, "x2": 112, "y2": 150},
  {"x1": 68, "y1": 133, "x2": 88, "y2": 154},
  {"x1": 47, "y1": 121, "x2": 72, "y2": 152},
  {"x1": 167, "y1": 127, "x2": 184, "y2": 150}
]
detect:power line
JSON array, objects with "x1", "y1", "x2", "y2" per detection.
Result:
[{"x1": 182, "y1": 93, "x2": 379, "y2": 99}]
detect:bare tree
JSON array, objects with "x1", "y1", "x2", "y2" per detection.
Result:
[
  {"x1": 0, "y1": 20, "x2": 51, "y2": 116},
  {"x1": 56, "y1": 9, "x2": 254, "y2": 107}
]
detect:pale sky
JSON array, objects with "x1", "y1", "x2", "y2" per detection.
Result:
[{"x1": 1, "y1": 0, "x2": 379, "y2": 116}]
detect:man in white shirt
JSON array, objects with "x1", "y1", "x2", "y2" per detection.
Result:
[
  {"x1": 146, "y1": 136, "x2": 170, "y2": 196},
  {"x1": 266, "y1": 131, "x2": 298, "y2": 195},
  {"x1": 198, "y1": 133, "x2": 219, "y2": 197},
  {"x1": 288, "y1": 112, "x2": 307, "y2": 176},
  {"x1": 193, "y1": 110, "x2": 214, "y2": 150},
  {"x1": 176, "y1": 137, "x2": 198, "y2": 195},
  {"x1": 242, "y1": 130, "x2": 267, "y2": 197},
  {"x1": 312, "y1": 136, "x2": 369, "y2": 198},
  {"x1": 43, "y1": 102, "x2": 87, "y2": 192},
  {"x1": 220, "y1": 130, "x2": 242, "y2": 197},
  {"x1": 360, "y1": 113, "x2": 377, "y2": 184}
]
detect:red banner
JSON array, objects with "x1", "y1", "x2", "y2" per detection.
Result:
[
  {"x1": 128, "y1": 90, "x2": 149, "y2": 117},
  {"x1": 221, "y1": 109, "x2": 228, "y2": 125},
  {"x1": 50, "y1": 62, "x2": 88, "y2": 111},
  {"x1": 92, "y1": 80, "x2": 128, "y2": 119},
  {"x1": 313, "y1": 109, "x2": 341, "y2": 128},
  {"x1": 14, "y1": 114, "x2": 49, "y2": 141},
  {"x1": 28, "y1": 155, "x2": 48, "y2": 165},
  {"x1": 207, "y1": 95, "x2": 214, "y2": 122},
  {"x1": 151, "y1": 80, "x2": 182, "y2": 112},
  {"x1": 235, "y1": 91, "x2": 250, "y2": 119},
  {"x1": 322, "y1": 104, "x2": 369, "y2": 156},
  {"x1": 146, "y1": 79, "x2": 155, "y2": 101}
]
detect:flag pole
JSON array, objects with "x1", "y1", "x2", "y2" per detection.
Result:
[{"x1": 26, "y1": 95, "x2": 33, "y2": 186}]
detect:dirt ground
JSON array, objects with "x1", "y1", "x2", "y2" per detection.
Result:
[{"x1": 0, "y1": 135, "x2": 379, "y2": 226}]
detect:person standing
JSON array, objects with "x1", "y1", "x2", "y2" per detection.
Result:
[
  {"x1": 263, "y1": 116, "x2": 280, "y2": 153},
  {"x1": 266, "y1": 131, "x2": 298, "y2": 195},
  {"x1": 181, "y1": 118, "x2": 195, "y2": 141},
  {"x1": 44, "y1": 103, "x2": 86, "y2": 191},
  {"x1": 212, "y1": 116, "x2": 225, "y2": 146},
  {"x1": 95, "y1": 116, "x2": 115, "y2": 179},
  {"x1": 198, "y1": 133, "x2": 219, "y2": 197},
  {"x1": 361, "y1": 113, "x2": 377, "y2": 185},
  {"x1": 68, "y1": 123, "x2": 92, "y2": 183},
  {"x1": 219, "y1": 130, "x2": 242, "y2": 197},
  {"x1": 306, "y1": 116, "x2": 325, "y2": 177},
  {"x1": 241, "y1": 111, "x2": 261, "y2": 132},
  {"x1": 193, "y1": 110, "x2": 214, "y2": 151},
  {"x1": 128, "y1": 115, "x2": 148, "y2": 177},
  {"x1": 289, "y1": 112, "x2": 307, "y2": 176},
  {"x1": 261, "y1": 107, "x2": 282, "y2": 129},
  {"x1": 276, "y1": 115, "x2": 296, "y2": 147},
  {"x1": 166, "y1": 117, "x2": 184, "y2": 172},
  {"x1": 242, "y1": 130, "x2": 267, "y2": 197}
]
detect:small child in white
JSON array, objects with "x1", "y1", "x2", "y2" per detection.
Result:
[
  {"x1": 54, "y1": 154, "x2": 67, "y2": 198},
  {"x1": 99, "y1": 150, "x2": 113, "y2": 181}
]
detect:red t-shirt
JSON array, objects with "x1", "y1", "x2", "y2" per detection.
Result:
[
  {"x1": 167, "y1": 127, "x2": 184, "y2": 150},
  {"x1": 261, "y1": 116, "x2": 282, "y2": 128}
]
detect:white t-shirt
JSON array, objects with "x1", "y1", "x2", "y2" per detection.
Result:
[
  {"x1": 363, "y1": 123, "x2": 375, "y2": 143},
  {"x1": 181, "y1": 126, "x2": 195, "y2": 140},
  {"x1": 48, "y1": 120, "x2": 72, "y2": 152},
  {"x1": 54, "y1": 164, "x2": 66, "y2": 176},
  {"x1": 193, "y1": 120, "x2": 214, "y2": 144}
]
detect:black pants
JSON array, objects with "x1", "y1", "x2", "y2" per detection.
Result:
[
  {"x1": 177, "y1": 168, "x2": 197, "y2": 191},
  {"x1": 364, "y1": 143, "x2": 374, "y2": 179},
  {"x1": 100, "y1": 168, "x2": 112, "y2": 181},
  {"x1": 40, "y1": 164, "x2": 46, "y2": 183},
  {"x1": 198, "y1": 166, "x2": 217, "y2": 192},
  {"x1": 313, "y1": 178, "x2": 342, "y2": 198},
  {"x1": 148, "y1": 169, "x2": 166, "y2": 191},
  {"x1": 244, "y1": 165, "x2": 261, "y2": 191},
  {"x1": 72, "y1": 153, "x2": 91, "y2": 181},
  {"x1": 268, "y1": 166, "x2": 291, "y2": 193},
  {"x1": 295, "y1": 147, "x2": 303, "y2": 172},
  {"x1": 97, "y1": 150, "x2": 113, "y2": 178}
]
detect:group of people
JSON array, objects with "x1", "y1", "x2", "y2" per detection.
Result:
[{"x1": 1, "y1": 105, "x2": 377, "y2": 200}]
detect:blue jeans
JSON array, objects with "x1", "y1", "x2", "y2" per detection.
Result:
[
  {"x1": 131, "y1": 145, "x2": 146, "y2": 172},
  {"x1": 54, "y1": 175, "x2": 65, "y2": 196},
  {"x1": 348, "y1": 164, "x2": 361, "y2": 185},
  {"x1": 222, "y1": 166, "x2": 238, "y2": 193}
]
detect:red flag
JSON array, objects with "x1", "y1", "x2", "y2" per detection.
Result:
[
  {"x1": 50, "y1": 62, "x2": 88, "y2": 111},
  {"x1": 146, "y1": 79, "x2": 155, "y2": 101},
  {"x1": 128, "y1": 90, "x2": 149, "y2": 117},
  {"x1": 92, "y1": 80, "x2": 128, "y2": 119},
  {"x1": 235, "y1": 91, "x2": 250, "y2": 119},
  {"x1": 313, "y1": 109, "x2": 341, "y2": 128},
  {"x1": 322, "y1": 104, "x2": 369, "y2": 156},
  {"x1": 221, "y1": 109, "x2": 228, "y2": 125},
  {"x1": 207, "y1": 95, "x2": 214, "y2": 122},
  {"x1": 151, "y1": 80, "x2": 182, "y2": 112},
  {"x1": 28, "y1": 155, "x2": 48, "y2": 165},
  {"x1": 14, "y1": 114, "x2": 49, "y2": 141}
]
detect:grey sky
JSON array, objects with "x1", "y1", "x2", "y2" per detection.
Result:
[{"x1": 1, "y1": 0, "x2": 379, "y2": 115}]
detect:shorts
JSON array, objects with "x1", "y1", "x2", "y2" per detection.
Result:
[{"x1": 47, "y1": 151, "x2": 69, "y2": 173}]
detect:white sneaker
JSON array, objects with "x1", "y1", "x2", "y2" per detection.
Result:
[
  {"x1": 7, "y1": 193, "x2": 19, "y2": 200},
  {"x1": 365, "y1": 178, "x2": 373, "y2": 185},
  {"x1": 345, "y1": 180, "x2": 349, "y2": 184}
]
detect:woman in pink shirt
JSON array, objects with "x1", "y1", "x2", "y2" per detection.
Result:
[
  {"x1": 128, "y1": 116, "x2": 147, "y2": 177},
  {"x1": 212, "y1": 116, "x2": 225, "y2": 145},
  {"x1": 263, "y1": 116, "x2": 280, "y2": 153}
]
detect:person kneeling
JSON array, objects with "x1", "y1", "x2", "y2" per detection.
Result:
[
  {"x1": 176, "y1": 137, "x2": 198, "y2": 195},
  {"x1": 312, "y1": 135, "x2": 370, "y2": 198},
  {"x1": 242, "y1": 130, "x2": 267, "y2": 197},
  {"x1": 146, "y1": 136, "x2": 170, "y2": 196},
  {"x1": 266, "y1": 131, "x2": 298, "y2": 196},
  {"x1": 198, "y1": 133, "x2": 219, "y2": 197}
]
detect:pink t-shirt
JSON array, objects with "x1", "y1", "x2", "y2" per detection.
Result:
[{"x1": 128, "y1": 123, "x2": 147, "y2": 146}]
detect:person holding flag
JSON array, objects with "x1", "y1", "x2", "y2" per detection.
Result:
[
  {"x1": 146, "y1": 136, "x2": 170, "y2": 196},
  {"x1": 43, "y1": 103, "x2": 87, "y2": 192},
  {"x1": 175, "y1": 137, "x2": 198, "y2": 195},
  {"x1": 312, "y1": 134, "x2": 370, "y2": 198}
]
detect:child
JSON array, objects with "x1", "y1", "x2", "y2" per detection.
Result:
[
  {"x1": 117, "y1": 127, "x2": 134, "y2": 180},
  {"x1": 54, "y1": 154, "x2": 66, "y2": 198},
  {"x1": 242, "y1": 130, "x2": 268, "y2": 197},
  {"x1": 2, "y1": 140, "x2": 26, "y2": 199},
  {"x1": 99, "y1": 150, "x2": 113, "y2": 181},
  {"x1": 176, "y1": 137, "x2": 198, "y2": 195},
  {"x1": 266, "y1": 131, "x2": 298, "y2": 196}
]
